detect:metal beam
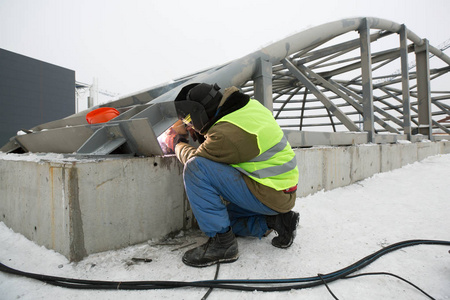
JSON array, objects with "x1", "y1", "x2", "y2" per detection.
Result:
[
  {"x1": 77, "y1": 125, "x2": 127, "y2": 155},
  {"x1": 284, "y1": 130, "x2": 368, "y2": 147},
  {"x1": 296, "y1": 64, "x2": 400, "y2": 133},
  {"x1": 415, "y1": 39, "x2": 433, "y2": 140},
  {"x1": 331, "y1": 80, "x2": 404, "y2": 128},
  {"x1": 359, "y1": 18, "x2": 375, "y2": 142},
  {"x1": 400, "y1": 25, "x2": 412, "y2": 140},
  {"x1": 274, "y1": 87, "x2": 302, "y2": 119},
  {"x1": 253, "y1": 57, "x2": 273, "y2": 111},
  {"x1": 318, "y1": 47, "x2": 402, "y2": 80},
  {"x1": 281, "y1": 58, "x2": 361, "y2": 132},
  {"x1": 2, "y1": 17, "x2": 450, "y2": 155},
  {"x1": 274, "y1": 31, "x2": 391, "y2": 72}
]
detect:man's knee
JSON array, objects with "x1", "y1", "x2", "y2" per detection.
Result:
[
  {"x1": 183, "y1": 157, "x2": 213, "y2": 187},
  {"x1": 185, "y1": 156, "x2": 203, "y2": 167},
  {"x1": 184, "y1": 156, "x2": 213, "y2": 176},
  {"x1": 184, "y1": 156, "x2": 202, "y2": 175}
]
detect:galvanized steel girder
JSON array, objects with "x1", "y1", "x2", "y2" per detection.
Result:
[{"x1": 2, "y1": 17, "x2": 449, "y2": 155}]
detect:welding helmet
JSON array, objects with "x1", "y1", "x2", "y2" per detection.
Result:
[{"x1": 174, "y1": 83, "x2": 222, "y2": 131}]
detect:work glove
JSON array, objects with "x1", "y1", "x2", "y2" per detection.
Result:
[{"x1": 165, "y1": 127, "x2": 188, "y2": 153}]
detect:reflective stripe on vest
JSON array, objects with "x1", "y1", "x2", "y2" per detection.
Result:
[
  {"x1": 233, "y1": 134, "x2": 297, "y2": 178},
  {"x1": 216, "y1": 99, "x2": 299, "y2": 191},
  {"x1": 249, "y1": 134, "x2": 288, "y2": 162},
  {"x1": 233, "y1": 153, "x2": 297, "y2": 179}
]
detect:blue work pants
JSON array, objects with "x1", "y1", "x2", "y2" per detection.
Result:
[{"x1": 183, "y1": 156, "x2": 278, "y2": 238}]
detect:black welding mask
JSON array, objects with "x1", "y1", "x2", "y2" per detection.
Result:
[{"x1": 174, "y1": 83, "x2": 222, "y2": 132}]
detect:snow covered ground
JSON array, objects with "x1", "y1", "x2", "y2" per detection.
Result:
[{"x1": 1, "y1": 154, "x2": 449, "y2": 300}]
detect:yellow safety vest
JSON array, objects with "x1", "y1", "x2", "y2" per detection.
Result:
[{"x1": 216, "y1": 99, "x2": 299, "y2": 191}]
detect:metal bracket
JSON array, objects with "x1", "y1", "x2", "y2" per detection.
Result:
[{"x1": 77, "y1": 125, "x2": 127, "y2": 155}]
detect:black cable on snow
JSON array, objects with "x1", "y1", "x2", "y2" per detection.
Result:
[{"x1": 0, "y1": 239, "x2": 448, "y2": 296}]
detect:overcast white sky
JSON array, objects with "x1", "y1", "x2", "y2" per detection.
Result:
[{"x1": 1, "y1": 0, "x2": 449, "y2": 100}]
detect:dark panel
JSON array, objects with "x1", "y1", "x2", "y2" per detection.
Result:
[{"x1": 0, "y1": 49, "x2": 75, "y2": 146}]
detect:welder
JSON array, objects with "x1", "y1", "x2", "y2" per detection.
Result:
[{"x1": 165, "y1": 83, "x2": 300, "y2": 267}]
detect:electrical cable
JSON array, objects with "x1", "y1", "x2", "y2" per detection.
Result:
[
  {"x1": 194, "y1": 239, "x2": 450, "y2": 288},
  {"x1": 201, "y1": 263, "x2": 220, "y2": 300},
  {"x1": 0, "y1": 239, "x2": 448, "y2": 295},
  {"x1": 318, "y1": 273, "x2": 339, "y2": 300},
  {"x1": 343, "y1": 272, "x2": 436, "y2": 300}
]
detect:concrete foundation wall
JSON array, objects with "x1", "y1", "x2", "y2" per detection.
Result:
[
  {"x1": 1, "y1": 141, "x2": 449, "y2": 261},
  {"x1": 294, "y1": 141, "x2": 450, "y2": 197},
  {"x1": 0, "y1": 156, "x2": 191, "y2": 261}
]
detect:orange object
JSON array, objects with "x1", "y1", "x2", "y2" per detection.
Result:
[{"x1": 86, "y1": 107, "x2": 120, "y2": 124}]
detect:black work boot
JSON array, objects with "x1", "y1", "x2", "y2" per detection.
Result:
[
  {"x1": 182, "y1": 229, "x2": 239, "y2": 267},
  {"x1": 266, "y1": 211, "x2": 299, "y2": 248}
]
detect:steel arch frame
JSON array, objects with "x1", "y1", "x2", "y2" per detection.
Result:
[{"x1": 2, "y1": 17, "x2": 450, "y2": 155}]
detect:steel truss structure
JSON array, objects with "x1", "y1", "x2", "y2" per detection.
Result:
[{"x1": 2, "y1": 17, "x2": 450, "y2": 156}]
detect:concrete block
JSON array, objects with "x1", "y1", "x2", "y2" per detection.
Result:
[
  {"x1": 2, "y1": 140, "x2": 449, "y2": 261},
  {"x1": 380, "y1": 143, "x2": 403, "y2": 172},
  {"x1": 0, "y1": 160, "x2": 71, "y2": 257},
  {"x1": 75, "y1": 156, "x2": 189, "y2": 257},
  {"x1": 399, "y1": 143, "x2": 418, "y2": 167},
  {"x1": 439, "y1": 140, "x2": 450, "y2": 154},
  {"x1": 417, "y1": 141, "x2": 440, "y2": 161},
  {"x1": 0, "y1": 155, "x2": 191, "y2": 261},
  {"x1": 350, "y1": 144, "x2": 381, "y2": 183},
  {"x1": 295, "y1": 148, "x2": 323, "y2": 197},
  {"x1": 321, "y1": 147, "x2": 352, "y2": 190}
]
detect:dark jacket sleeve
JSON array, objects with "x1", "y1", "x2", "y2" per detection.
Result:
[{"x1": 175, "y1": 122, "x2": 259, "y2": 165}]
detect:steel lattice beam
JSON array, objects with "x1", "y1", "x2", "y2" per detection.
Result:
[{"x1": 2, "y1": 17, "x2": 450, "y2": 155}]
